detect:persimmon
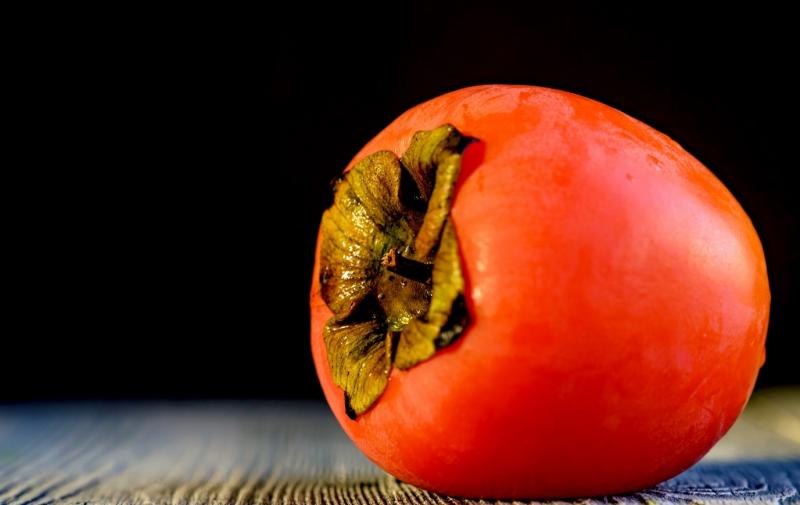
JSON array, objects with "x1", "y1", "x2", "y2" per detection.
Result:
[{"x1": 309, "y1": 85, "x2": 770, "y2": 499}]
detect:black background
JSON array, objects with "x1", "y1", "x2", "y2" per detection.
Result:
[{"x1": 7, "y1": 3, "x2": 797, "y2": 402}]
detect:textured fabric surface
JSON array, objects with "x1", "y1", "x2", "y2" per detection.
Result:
[
  {"x1": 0, "y1": 390, "x2": 798, "y2": 504},
  {"x1": 648, "y1": 460, "x2": 799, "y2": 503}
]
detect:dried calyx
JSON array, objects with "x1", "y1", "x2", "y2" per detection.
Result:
[{"x1": 319, "y1": 125, "x2": 474, "y2": 419}]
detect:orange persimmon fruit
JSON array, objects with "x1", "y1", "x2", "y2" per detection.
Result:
[{"x1": 310, "y1": 85, "x2": 770, "y2": 499}]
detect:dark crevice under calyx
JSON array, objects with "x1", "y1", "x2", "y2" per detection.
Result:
[{"x1": 319, "y1": 124, "x2": 475, "y2": 419}]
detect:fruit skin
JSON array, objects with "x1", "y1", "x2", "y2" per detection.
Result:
[{"x1": 310, "y1": 85, "x2": 770, "y2": 499}]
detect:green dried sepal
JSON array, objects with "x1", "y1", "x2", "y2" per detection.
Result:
[
  {"x1": 400, "y1": 125, "x2": 464, "y2": 201},
  {"x1": 319, "y1": 124, "x2": 475, "y2": 418},
  {"x1": 395, "y1": 219, "x2": 468, "y2": 369},
  {"x1": 319, "y1": 151, "x2": 417, "y2": 320},
  {"x1": 402, "y1": 125, "x2": 468, "y2": 259},
  {"x1": 323, "y1": 319, "x2": 392, "y2": 418}
]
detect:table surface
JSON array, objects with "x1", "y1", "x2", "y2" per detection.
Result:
[{"x1": 0, "y1": 388, "x2": 798, "y2": 505}]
